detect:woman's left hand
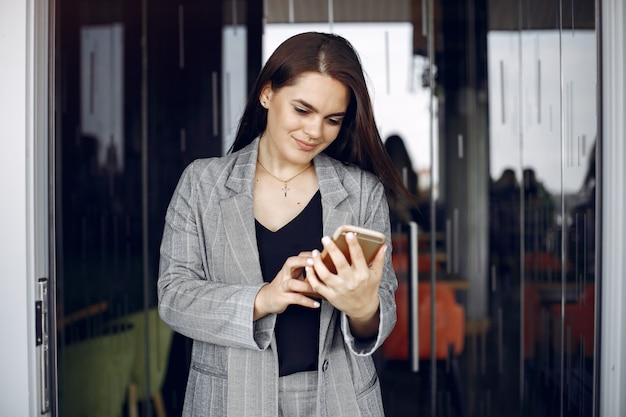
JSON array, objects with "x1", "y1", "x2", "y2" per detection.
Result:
[{"x1": 305, "y1": 232, "x2": 386, "y2": 338}]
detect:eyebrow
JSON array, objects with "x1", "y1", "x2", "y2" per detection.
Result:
[{"x1": 294, "y1": 99, "x2": 346, "y2": 117}]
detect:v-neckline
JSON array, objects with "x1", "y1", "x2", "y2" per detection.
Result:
[{"x1": 255, "y1": 190, "x2": 321, "y2": 233}]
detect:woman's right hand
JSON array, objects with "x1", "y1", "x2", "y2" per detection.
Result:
[{"x1": 253, "y1": 253, "x2": 321, "y2": 320}]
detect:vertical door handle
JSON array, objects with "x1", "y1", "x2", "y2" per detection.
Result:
[
  {"x1": 409, "y1": 221, "x2": 419, "y2": 372},
  {"x1": 36, "y1": 277, "x2": 50, "y2": 414}
]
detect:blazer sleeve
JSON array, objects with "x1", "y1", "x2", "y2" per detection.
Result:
[
  {"x1": 340, "y1": 176, "x2": 398, "y2": 355},
  {"x1": 157, "y1": 161, "x2": 275, "y2": 351}
]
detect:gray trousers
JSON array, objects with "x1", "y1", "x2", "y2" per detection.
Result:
[{"x1": 278, "y1": 371, "x2": 318, "y2": 417}]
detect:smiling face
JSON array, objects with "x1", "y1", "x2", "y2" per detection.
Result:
[{"x1": 259, "y1": 71, "x2": 350, "y2": 167}]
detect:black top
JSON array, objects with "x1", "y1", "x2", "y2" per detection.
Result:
[{"x1": 255, "y1": 190, "x2": 323, "y2": 376}]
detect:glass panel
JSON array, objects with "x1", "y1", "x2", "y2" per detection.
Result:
[
  {"x1": 52, "y1": 0, "x2": 597, "y2": 415},
  {"x1": 261, "y1": 1, "x2": 598, "y2": 417},
  {"x1": 490, "y1": 1, "x2": 598, "y2": 416},
  {"x1": 553, "y1": 9, "x2": 596, "y2": 417},
  {"x1": 53, "y1": 0, "x2": 227, "y2": 415},
  {"x1": 54, "y1": 3, "x2": 145, "y2": 415}
]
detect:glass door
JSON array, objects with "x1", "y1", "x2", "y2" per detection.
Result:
[
  {"x1": 51, "y1": 1, "x2": 599, "y2": 415},
  {"x1": 262, "y1": 1, "x2": 599, "y2": 416},
  {"x1": 52, "y1": 0, "x2": 231, "y2": 415}
]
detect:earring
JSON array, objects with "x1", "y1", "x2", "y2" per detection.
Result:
[{"x1": 261, "y1": 101, "x2": 267, "y2": 107}]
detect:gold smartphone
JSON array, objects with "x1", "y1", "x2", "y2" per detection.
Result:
[{"x1": 320, "y1": 225, "x2": 386, "y2": 274}]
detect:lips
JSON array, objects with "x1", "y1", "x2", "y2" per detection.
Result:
[{"x1": 294, "y1": 138, "x2": 318, "y2": 152}]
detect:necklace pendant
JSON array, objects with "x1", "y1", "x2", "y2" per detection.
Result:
[{"x1": 256, "y1": 158, "x2": 311, "y2": 198}]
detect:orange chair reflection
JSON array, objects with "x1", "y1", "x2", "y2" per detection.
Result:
[
  {"x1": 524, "y1": 285, "x2": 542, "y2": 359},
  {"x1": 391, "y1": 233, "x2": 443, "y2": 277},
  {"x1": 384, "y1": 281, "x2": 465, "y2": 361},
  {"x1": 383, "y1": 281, "x2": 466, "y2": 417},
  {"x1": 550, "y1": 284, "x2": 595, "y2": 357},
  {"x1": 524, "y1": 251, "x2": 573, "y2": 282}
]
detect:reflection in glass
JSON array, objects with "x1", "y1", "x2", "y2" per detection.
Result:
[
  {"x1": 488, "y1": 27, "x2": 597, "y2": 417},
  {"x1": 80, "y1": 24, "x2": 124, "y2": 174},
  {"x1": 260, "y1": 4, "x2": 598, "y2": 415},
  {"x1": 55, "y1": 0, "x2": 227, "y2": 415},
  {"x1": 52, "y1": 0, "x2": 599, "y2": 415}
]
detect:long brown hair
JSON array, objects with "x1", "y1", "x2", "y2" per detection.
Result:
[{"x1": 231, "y1": 32, "x2": 406, "y2": 196}]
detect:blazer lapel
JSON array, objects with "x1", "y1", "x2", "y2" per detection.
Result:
[
  {"x1": 220, "y1": 139, "x2": 263, "y2": 285},
  {"x1": 315, "y1": 153, "x2": 353, "y2": 236},
  {"x1": 220, "y1": 196, "x2": 262, "y2": 284},
  {"x1": 314, "y1": 154, "x2": 356, "y2": 351}
]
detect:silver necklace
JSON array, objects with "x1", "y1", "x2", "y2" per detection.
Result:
[{"x1": 257, "y1": 159, "x2": 312, "y2": 197}]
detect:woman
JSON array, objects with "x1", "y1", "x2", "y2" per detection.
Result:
[{"x1": 158, "y1": 32, "x2": 406, "y2": 417}]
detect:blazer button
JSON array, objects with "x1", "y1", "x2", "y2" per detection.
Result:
[{"x1": 322, "y1": 360, "x2": 329, "y2": 372}]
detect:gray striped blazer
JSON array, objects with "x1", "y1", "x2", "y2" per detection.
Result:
[{"x1": 158, "y1": 137, "x2": 397, "y2": 416}]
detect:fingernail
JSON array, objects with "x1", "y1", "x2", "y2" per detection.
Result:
[
  {"x1": 321, "y1": 236, "x2": 331, "y2": 245},
  {"x1": 312, "y1": 249, "x2": 320, "y2": 257},
  {"x1": 346, "y1": 232, "x2": 355, "y2": 240},
  {"x1": 313, "y1": 301, "x2": 320, "y2": 308},
  {"x1": 307, "y1": 258, "x2": 314, "y2": 265}
]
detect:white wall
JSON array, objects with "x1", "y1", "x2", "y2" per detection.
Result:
[
  {"x1": 0, "y1": 0, "x2": 46, "y2": 416},
  {"x1": 601, "y1": 1, "x2": 626, "y2": 415}
]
